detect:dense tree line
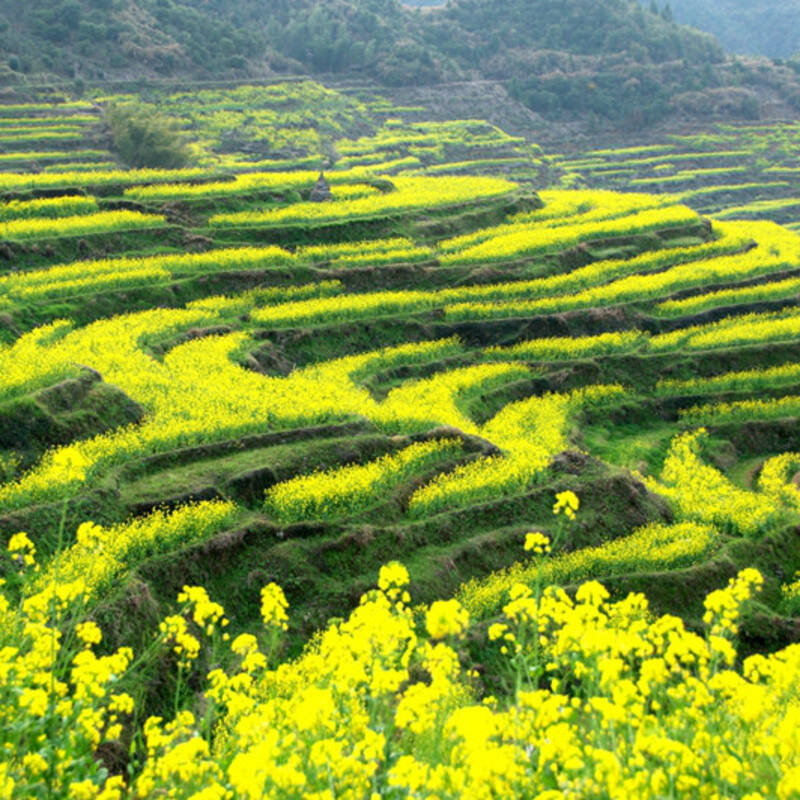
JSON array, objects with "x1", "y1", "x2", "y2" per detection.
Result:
[{"x1": 1, "y1": 0, "x2": 799, "y2": 125}]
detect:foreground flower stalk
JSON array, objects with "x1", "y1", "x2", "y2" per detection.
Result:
[{"x1": 3, "y1": 515, "x2": 800, "y2": 798}]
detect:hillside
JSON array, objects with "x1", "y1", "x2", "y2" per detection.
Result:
[
  {"x1": 3, "y1": 80, "x2": 800, "y2": 795},
  {"x1": 0, "y1": 0, "x2": 454, "y2": 84},
  {"x1": 2, "y1": 0, "x2": 800, "y2": 127},
  {"x1": 0, "y1": 0, "x2": 263, "y2": 78},
  {"x1": 650, "y1": 0, "x2": 800, "y2": 60}
]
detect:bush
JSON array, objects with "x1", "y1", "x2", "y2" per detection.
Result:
[{"x1": 106, "y1": 102, "x2": 192, "y2": 169}]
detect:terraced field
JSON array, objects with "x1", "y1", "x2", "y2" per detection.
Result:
[
  {"x1": 551, "y1": 122, "x2": 800, "y2": 228},
  {"x1": 4, "y1": 83, "x2": 800, "y2": 797}
]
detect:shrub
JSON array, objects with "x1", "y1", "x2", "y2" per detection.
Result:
[{"x1": 105, "y1": 101, "x2": 192, "y2": 169}]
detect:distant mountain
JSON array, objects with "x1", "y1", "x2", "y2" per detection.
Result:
[
  {"x1": 0, "y1": 0, "x2": 455, "y2": 84},
  {"x1": 646, "y1": 0, "x2": 800, "y2": 59},
  {"x1": 420, "y1": 0, "x2": 732, "y2": 124},
  {"x1": 0, "y1": 0, "x2": 724, "y2": 84},
  {"x1": 1, "y1": 0, "x2": 799, "y2": 127},
  {"x1": 0, "y1": 0, "x2": 263, "y2": 78}
]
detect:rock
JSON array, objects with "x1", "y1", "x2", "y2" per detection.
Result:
[
  {"x1": 551, "y1": 450, "x2": 595, "y2": 474},
  {"x1": 309, "y1": 172, "x2": 332, "y2": 203}
]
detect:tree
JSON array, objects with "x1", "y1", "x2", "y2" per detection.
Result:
[{"x1": 106, "y1": 102, "x2": 192, "y2": 169}]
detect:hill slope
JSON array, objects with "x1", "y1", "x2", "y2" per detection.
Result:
[
  {"x1": 3, "y1": 82, "x2": 800, "y2": 796},
  {"x1": 0, "y1": 0, "x2": 455, "y2": 83},
  {"x1": 1, "y1": 0, "x2": 799, "y2": 126},
  {"x1": 0, "y1": 0, "x2": 722, "y2": 82},
  {"x1": 652, "y1": 0, "x2": 800, "y2": 59}
]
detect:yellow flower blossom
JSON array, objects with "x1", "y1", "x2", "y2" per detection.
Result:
[
  {"x1": 425, "y1": 599, "x2": 469, "y2": 640},
  {"x1": 553, "y1": 490, "x2": 579, "y2": 519},
  {"x1": 7, "y1": 531, "x2": 36, "y2": 570},
  {"x1": 260, "y1": 583, "x2": 289, "y2": 632},
  {"x1": 75, "y1": 622, "x2": 102, "y2": 647},
  {"x1": 524, "y1": 531, "x2": 552, "y2": 555}
]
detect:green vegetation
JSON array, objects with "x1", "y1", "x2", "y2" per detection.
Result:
[
  {"x1": 2, "y1": 0, "x2": 800, "y2": 129},
  {"x1": 657, "y1": 0, "x2": 800, "y2": 58},
  {"x1": 2, "y1": 75, "x2": 800, "y2": 798},
  {"x1": 551, "y1": 119, "x2": 800, "y2": 228},
  {"x1": 106, "y1": 102, "x2": 192, "y2": 169}
]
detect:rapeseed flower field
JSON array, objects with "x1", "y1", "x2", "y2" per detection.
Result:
[{"x1": 3, "y1": 82, "x2": 800, "y2": 797}]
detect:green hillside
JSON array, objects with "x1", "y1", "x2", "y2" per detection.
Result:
[
  {"x1": 0, "y1": 0, "x2": 261, "y2": 76},
  {"x1": 2, "y1": 0, "x2": 800, "y2": 126},
  {"x1": 0, "y1": 0, "x2": 452, "y2": 83},
  {"x1": 3, "y1": 79, "x2": 800, "y2": 795},
  {"x1": 652, "y1": 0, "x2": 800, "y2": 59}
]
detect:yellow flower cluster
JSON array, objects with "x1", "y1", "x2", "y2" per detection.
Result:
[
  {"x1": 459, "y1": 520, "x2": 720, "y2": 619},
  {"x1": 408, "y1": 385, "x2": 623, "y2": 517},
  {"x1": 0, "y1": 123, "x2": 85, "y2": 135},
  {"x1": 780, "y1": 572, "x2": 800, "y2": 615},
  {"x1": 681, "y1": 394, "x2": 800, "y2": 426},
  {"x1": 446, "y1": 220, "x2": 799, "y2": 320},
  {"x1": 758, "y1": 453, "x2": 800, "y2": 510},
  {"x1": 0, "y1": 210, "x2": 165, "y2": 241},
  {"x1": 425, "y1": 599, "x2": 470, "y2": 639},
  {"x1": 650, "y1": 305, "x2": 800, "y2": 352},
  {"x1": 296, "y1": 236, "x2": 434, "y2": 267},
  {"x1": 0, "y1": 166, "x2": 218, "y2": 192},
  {"x1": 0, "y1": 113, "x2": 97, "y2": 125},
  {"x1": 264, "y1": 438, "x2": 463, "y2": 523},
  {"x1": 0, "y1": 148, "x2": 106, "y2": 164},
  {"x1": 296, "y1": 236, "x2": 416, "y2": 261},
  {"x1": 9, "y1": 558, "x2": 792, "y2": 798},
  {"x1": 444, "y1": 189, "x2": 672, "y2": 253},
  {"x1": 373, "y1": 362, "x2": 531, "y2": 434},
  {"x1": 0, "y1": 194, "x2": 98, "y2": 221},
  {"x1": 412, "y1": 155, "x2": 530, "y2": 175},
  {"x1": 0, "y1": 128, "x2": 82, "y2": 143},
  {"x1": 657, "y1": 273, "x2": 800, "y2": 317},
  {"x1": 523, "y1": 531, "x2": 551, "y2": 555},
  {"x1": 250, "y1": 287, "x2": 436, "y2": 328},
  {"x1": 439, "y1": 204, "x2": 698, "y2": 264},
  {"x1": 0, "y1": 308, "x2": 210, "y2": 405},
  {"x1": 713, "y1": 195, "x2": 800, "y2": 219},
  {"x1": 0, "y1": 245, "x2": 291, "y2": 305},
  {"x1": 209, "y1": 176, "x2": 517, "y2": 226},
  {"x1": 486, "y1": 330, "x2": 646, "y2": 361},
  {"x1": 185, "y1": 280, "x2": 342, "y2": 314},
  {"x1": 122, "y1": 169, "x2": 322, "y2": 200},
  {"x1": 34, "y1": 501, "x2": 239, "y2": 601},
  {"x1": 553, "y1": 489, "x2": 579, "y2": 519},
  {"x1": 703, "y1": 569, "x2": 764, "y2": 638},
  {"x1": 656, "y1": 360, "x2": 800, "y2": 396},
  {"x1": 0, "y1": 548, "x2": 134, "y2": 798},
  {"x1": 644, "y1": 429, "x2": 778, "y2": 535},
  {"x1": 260, "y1": 583, "x2": 289, "y2": 631},
  {"x1": 7, "y1": 531, "x2": 37, "y2": 572},
  {"x1": 631, "y1": 164, "x2": 748, "y2": 187},
  {"x1": 330, "y1": 183, "x2": 381, "y2": 200}
]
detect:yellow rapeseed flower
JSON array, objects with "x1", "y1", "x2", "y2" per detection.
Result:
[
  {"x1": 553, "y1": 490, "x2": 579, "y2": 520},
  {"x1": 425, "y1": 599, "x2": 469, "y2": 640},
  {"x1": 524, "y1": 531, "x2": 552, "y2": 555},
  {"x1": 7, "y1": 531, "x2": 35, "y2": 570},
  {"x1": 260, "y1": 583, "x2": 289, "y2": 631}
]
